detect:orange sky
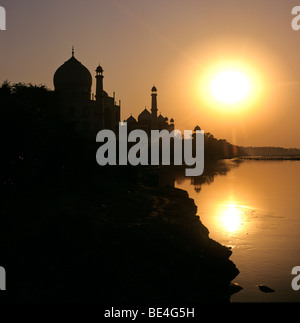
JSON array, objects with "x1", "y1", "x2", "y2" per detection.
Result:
[{"x1": 1, "y1": 0, "x2": 300, "y2": 148}]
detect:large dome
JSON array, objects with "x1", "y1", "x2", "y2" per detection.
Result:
[{"x1": 53, "y1": 55, "x2": 92, "y2": 92}]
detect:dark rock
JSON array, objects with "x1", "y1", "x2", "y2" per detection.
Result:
[
  {"x1": 2, "y1": 169, "x2": 240, "y2": 303},
  {"x1": 257, "y1": 284, "x2": 275, "y2": 293},
  {"x1": 228, "y1": 282, "x2": 243, "y2": 295}
]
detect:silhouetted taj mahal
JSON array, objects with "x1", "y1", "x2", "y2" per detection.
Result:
[
  {"x1": 54, "y1": 48, "x2": 120, "y2": 136},
  {"x1": 53, "y1": 49, "x2": 174, "y2": 136}
]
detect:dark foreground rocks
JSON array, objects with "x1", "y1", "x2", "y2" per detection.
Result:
[{"x1": 1, "y1": 169, "x2": 239, "y2": 303}]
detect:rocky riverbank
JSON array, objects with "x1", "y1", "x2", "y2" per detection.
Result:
[{"x1": 2, "y1": 167, "x2": 239, "y2": 303}]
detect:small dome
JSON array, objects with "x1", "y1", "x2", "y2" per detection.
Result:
[
  {"x1": 157, "y1": 114, "x2": 166, "y2": 123},
  {"x1": 138, "y1": 108, "x2": 151, "y2": 122},
  {"x1": 96, "y1": 65, "x2": 103, "y2": 74},
  {"x1": 194, "y1": 125, "x2": 201, "y2": 131},
  {"x1": 170, "y1": 118, "x2": 174, "y2": 123},
  {"x1": 54, "y1": 55, "x2": 92, "y2": 92},
  {"x1": 126, "y1": 115, "x2": 137, "y2": 123},
  {"x1": 151, "y1": 86, "x2": 157, "y2": 92}
]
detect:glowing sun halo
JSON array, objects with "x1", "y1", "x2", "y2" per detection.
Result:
[{"x1": 210, "y1": 69, "x2": 252, "y2": 104}]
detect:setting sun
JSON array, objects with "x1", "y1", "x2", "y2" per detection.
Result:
[
  {"x1": 210, "y1": 69, "x2": 252, "y2": 105},
  {"x1": 197, "y1": 59, "x2": 264, "y2": 115}
]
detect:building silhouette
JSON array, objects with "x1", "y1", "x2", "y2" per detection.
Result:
[
  {"x1": 53, "y1": 48, "x2": 120, "y2": 136},
  {"x1": 54, "y1": 49, "x2": 175, "y2": 137},
  {"x1": 125, "y1": 86, "x2": 175, "y2": 135}
]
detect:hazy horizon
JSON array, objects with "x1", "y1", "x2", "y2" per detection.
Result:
[{"x1": 1, "y1": 0, "x2": 300, "y2": 148}]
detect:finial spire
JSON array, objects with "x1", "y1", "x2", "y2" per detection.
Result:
[{"x1": 72, "y1": 46, "x2": 74, "y2": 57}]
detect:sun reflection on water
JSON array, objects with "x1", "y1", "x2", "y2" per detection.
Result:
[
  {"x1": 216, "y1": 203, "x2": 250, "y2": 234},
  {"x1": 221, "y1": 204, "x2": 243, "y2": 232}
]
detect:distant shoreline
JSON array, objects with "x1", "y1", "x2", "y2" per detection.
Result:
[
  {"x1": 236, "y1": 156, "x2": 300, "y2": 161},
  {"x1": 240, "y1": 146, "x2": 300, "y2": 157}
]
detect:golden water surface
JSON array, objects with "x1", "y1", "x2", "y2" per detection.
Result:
[{"x1": 176, "y1": 160, "x2": 300, "y2": 302}]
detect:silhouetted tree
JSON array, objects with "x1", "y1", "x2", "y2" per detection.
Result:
[
  {"x1": 202, "y1": 132, "x2": 246, "y2": 160},
  {"x1": 0, "y1": 82, "x2": 86, "y2": 188}
]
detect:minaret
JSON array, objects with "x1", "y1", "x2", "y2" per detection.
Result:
[
  {"x1": 151, "y1": 86, "x2": 158, "y2": 119},
  {"x1": 95, "y1": 64, "x2": 105, "y2": 130}
]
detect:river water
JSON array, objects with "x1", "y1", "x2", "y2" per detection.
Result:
[{"x1": 175, "y1": 160, "x2": 300, "y2": 302}]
